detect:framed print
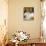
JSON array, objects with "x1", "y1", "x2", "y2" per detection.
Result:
[{"x1": 23, "y1": 7, "x2": 34, "y2": 21}]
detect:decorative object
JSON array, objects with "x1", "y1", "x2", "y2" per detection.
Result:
[
  {"x1": 17, "y1": 31, "x2": 30, "y2": 42},
  {"x1": 10, "y1": 31, "x2": 30, "y2": 42},
  {"x1": 10, "y1": 31, "x2": 30, "y2": 46},
  {"x1": 23, "y1": 7, "x2": 34, "y2": 21}
]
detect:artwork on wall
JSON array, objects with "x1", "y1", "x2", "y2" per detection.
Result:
[{"x1": 23, "y1": 7, "x2": 34, "y2": 21}]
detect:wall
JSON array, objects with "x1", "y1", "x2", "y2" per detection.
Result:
[{"x1": 8, "y1": 0, "x2": 41, "y2": 39}]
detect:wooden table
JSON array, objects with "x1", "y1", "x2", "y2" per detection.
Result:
[
  {"x1": 18, "y1": 43, "x2": 46, "y2": 46},
  {"x1": 35, "y1": 43, "x2": 46, "y2": 46},
  {"x1": 5, "y1": 38, "x2": 46, "y2": 46},
  {"x1": 18, "y1": 38, "x2": 46, "y2": 46}
]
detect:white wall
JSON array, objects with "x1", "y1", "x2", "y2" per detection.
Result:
[{"x1": 8, "y1": 0, "x2": 41, "y2": 39}]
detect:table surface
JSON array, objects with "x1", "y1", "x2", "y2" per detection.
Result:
[{"x1": 18, "y1": 38, "x2": 46, "y2": 44}]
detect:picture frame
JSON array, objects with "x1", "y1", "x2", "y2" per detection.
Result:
[{"x1": 23, "y1": 7, "x2": 34, "y2": 21}]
